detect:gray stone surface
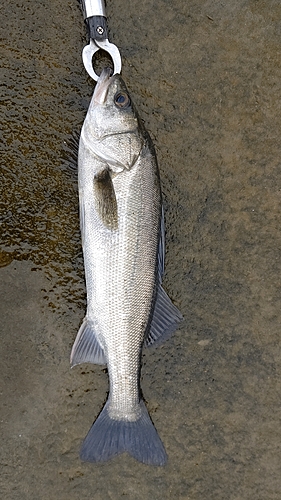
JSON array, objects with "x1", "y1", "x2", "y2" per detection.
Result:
[{"x1": 1, "y1": 0, "x2": 281, "y2": 498}]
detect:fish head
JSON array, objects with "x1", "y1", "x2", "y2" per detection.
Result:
[{"x1": 84, "y1": 69, "x2": 144, "y2": 172}]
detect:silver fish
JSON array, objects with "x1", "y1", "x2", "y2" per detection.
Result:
[{"x1": 71, "y1": 69, "x2": 182, "y2": 465}]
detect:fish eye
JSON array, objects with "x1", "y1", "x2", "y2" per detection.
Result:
[{"x1": 114, "y1": 92, "x2": 131, "y2": 109}]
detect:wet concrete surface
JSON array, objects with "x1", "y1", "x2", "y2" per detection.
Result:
[{"x1": 1, "y1": 0, "x2": 281, "y2": 498}]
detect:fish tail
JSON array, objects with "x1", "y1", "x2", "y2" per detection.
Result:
[{"x1": 80, "y1": 400, "x2": 167, "y2": 466}]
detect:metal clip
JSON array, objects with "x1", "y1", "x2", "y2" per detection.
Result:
[{"x1": 80, "y1": 0, "x2": 122, "y2": 81}]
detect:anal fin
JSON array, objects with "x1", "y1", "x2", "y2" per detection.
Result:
[{"x1": 71, "y1": 318, "x2": 106, "y2": 366}]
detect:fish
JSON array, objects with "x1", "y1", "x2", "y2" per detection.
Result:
[{"x1": 70, "y1": 68, "x2": 182, "y2": 466}]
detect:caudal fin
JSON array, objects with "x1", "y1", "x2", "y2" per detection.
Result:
[{"x1": 80, "y1": 400, "x2": 167, "y2": 466}]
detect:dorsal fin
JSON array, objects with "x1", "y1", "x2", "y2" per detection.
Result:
[{"x1": 145, "y1": 285, "x2": 183, "y2": 348}]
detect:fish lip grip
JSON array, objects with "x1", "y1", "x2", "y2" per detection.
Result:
[{"x1": 80, "y1": 0, "x2": 122, "y2": 81}]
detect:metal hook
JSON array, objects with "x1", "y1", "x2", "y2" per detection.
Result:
[
  {"x1": 82, "y1": 39, "x2": 122, "y2": 82},
  {"x1": 80, "y1": 0, "x2": 122, "y2": 81}
]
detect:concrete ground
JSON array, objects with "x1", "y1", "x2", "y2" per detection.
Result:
[{"x1": 1, "y1": 0, "x2": 281, "y2": 498}]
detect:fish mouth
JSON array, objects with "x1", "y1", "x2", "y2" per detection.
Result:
[{"x1": 93, "y1": 68, "x2": 114, "y2": 105}]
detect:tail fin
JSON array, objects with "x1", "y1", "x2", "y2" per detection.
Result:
[{"x1": 80, "y1": 400, "x2": 167, "y2": 466}]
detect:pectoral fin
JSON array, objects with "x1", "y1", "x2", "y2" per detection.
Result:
[{"x1": 93, "y1": 169, "x2": 118, "y2": 230}]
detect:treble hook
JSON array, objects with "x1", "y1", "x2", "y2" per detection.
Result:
[{"x1": 80, "y1": 0, "x2": 122, "y2": 81}]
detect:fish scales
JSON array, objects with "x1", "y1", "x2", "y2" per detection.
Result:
[
  {"x1": 86, "y1": 154, "x2": 160, "y2": 418},
  {"x1": 71, "y1": 69, "x2": 182, "y2": 465}
]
